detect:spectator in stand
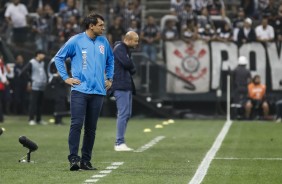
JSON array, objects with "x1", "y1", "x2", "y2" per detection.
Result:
[
  {"x1": 132, "y1": 0, "x2": 142, "y2": 20},
  {"x1": 21, "y1": 0, "x2": 39, "y2": 12},
  {"x1": 206, "y1": 0, "x2": 226, "y2": 17},
  {"x1": 178, "y1": 3, "x2": 198, "y2": 32},
  {"x1": 127, "y1": 19, "x2": 140, "y2": 35},
  {"x1": 4, "y1": 0, "x2": 29, "y2": 46},
  {"x1": 32, "y1": 7, "x2": 49, "y2": 51},
  {"x1": 190, "y1": 0, "x2": 209, "y2": 15},
  {"x1": 232, "y1": 8, "x2": 246, "y2": 42},
  {"x1": 107, "y1": 16, "x2": 126, "y2": 47},
  {"x1": 216, "y1": 21, "x2": 233, "y2": 42},
  {"x1": 12, "y1": 54, "x2": 29, "y2": 115},
  {"x1": 94, "y1": 0, "x2": 107, "y2": 21},
  {"x1": 263, "y1": 0, "x2": 277, "y2": 18},
  {"x1": 162, "y1": 20, "x2": 179, "y2": 41},
  {"x1": 198, "y1": 23, "x2": 216, "y2": 42},
  {"x1": 61, "y1": 21, "x2": 77, "y2": 42},
  {"x1": 43, "y1": 4, "x2": 57, "y2": 52},
  {"x1": 58, "y1": 0, "x2": 67, "y2": 12},
  {"x1": 0, "y1": 0, "x2": 9, "y2": 34},
  {"x1": 255, "y1": 16, "x2": 275, "y2": 43},
  {"x1": 122, "y1": 2, "x2": 139, "y2": 31},
  {"x1": 181, "y1": 19, "x2": 198, "y2": 44},
  {"x1": 170, "y1": 0, "x2": 185, "y2": 17},
  {"x1": 270, "y1": 3, "x2": 282, "y2": 42},
  {"x1": 59, "y1": 0, "x2": 80, "y2": 23},
  {"x1": 241, "y1": 0, "x2": 256, "y2": 18},
  {"x1": 59, "y1": 15, "x2": 80, "y2": 43},
  {"x1": 69, "y1": 15, "x2": 80, "y2": 34},
  {"x1": 257, "y1": 0, "x2": 270, "y2": 16},
  {"x1": 42, "y1": 0, "x2": 60, "y2": 13},
  {"x1": 114, "y1": 0, "x2": 126, "y2": 17},
  {"x1": 170, "y1": 0, "x2": 185, "y2": 32},
  {"x1": 0, "y1": 55, "x2": 9, "y2": 123},
  {"x1": 237, "y1": 18, "x2": 257, "y2": 45},
  {"x1": 245, "y1": 75, "x2": 269, "y2": 120},
  {"x1": 197, "y1": 7, "x2": 215, "y2": 31},
  {"x1": 140, "y1": 16, "x2": 161, "y2": 62},
  {"x1": 56, "y1": 16, "x2": 65, "y2": 45}
]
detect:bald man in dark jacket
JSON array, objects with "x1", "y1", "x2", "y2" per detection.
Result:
[{"x1": 110, "y1": 31, "x2": 139, "y2": 152}]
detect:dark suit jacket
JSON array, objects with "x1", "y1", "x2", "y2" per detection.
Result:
[
  {"x1": 237, "y1": 28, "x2": 257, "y2": 45},
  {"x1": 109, "y1": 41, "x2": 136, "y2": 96}
]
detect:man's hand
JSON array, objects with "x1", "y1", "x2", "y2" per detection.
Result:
[
  {"x1": 26, "y1": 82, "x2": 32, "y2": 92},
  {"x1": 105, "y1": 79, "x2": 112, "y2": 90},
  {"x1": 65, "y1": 78, "x2": 81, "y2": 86}
]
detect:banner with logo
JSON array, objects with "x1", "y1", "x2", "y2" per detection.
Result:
[
  {"x1": 166, "y1": 40, "x2": 210, "y2": 93},
  {"x1": 165, "y1": 41, "x2": 282, "y2": 94}
]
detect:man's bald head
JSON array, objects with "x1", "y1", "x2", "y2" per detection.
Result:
[
  {"x1": 124, "y1": 31, "x2": 139, "y2": 48},
  {"x1": 125, "y1": 31, "x2": 138, "y2": 40}
]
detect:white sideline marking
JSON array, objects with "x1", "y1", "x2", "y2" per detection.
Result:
[
  {"x1": 83, "y1": 162, "x2": 124, "y2": 184},
  {"x1": 99, "y1": 170, "x2": 112, "y2": 174},
  {"x1": 85, "y1": 179, "x2": 99, "y2": 183},
  {"x1": 112, "y1": 162, "x2": 124, "y2": 166},
  {"x1": 106, "y1": 166, "x2": 118, "y2": 170},
  {"x1": 134, "y1": 136, "x2": 165, "y2": 153},
  {"x1": 214, "y1": 157, "x2": 282, "y2": 161},
  {"x1": 188, "y1": 120, "x2": 233, "y2": 184},
  {"x1": 91, "y1": 175, "x2": 106, "y2": 178}
]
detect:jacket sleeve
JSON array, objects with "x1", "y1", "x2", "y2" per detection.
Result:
[
  {"x1": 114, "y1": 44, "x2": 135, "y2": 71},
  {"x1": 248, "y1": 29, "x2": 257, "y2": 42},
  {"x1": 54, "y1": 39, "x2": 75, "y2": 81},
  {"x1": 105, "y1": 40, "x2": 114, "y2": 80},
  {"x1": 20, "y1": 61, "x2": 32, "y2": 82},
  {"x1": 237, "y1": 29, "x2": 243, "y2": 43}
]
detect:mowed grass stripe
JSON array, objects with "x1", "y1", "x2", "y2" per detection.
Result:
[
  {"x1": 203, "y1": 121, "x2": 282, "y2": 184},
  {"x1": 0, "y1": 116, "x2": 225, "y2": 184},
  {"x1": 134, "y1": 136, "x2": 165, "y2": 152},
  {"x1": 214, "y1": 157, "x2": 282, "y2": 161},
  {"x1": 188, "y1": 120, "x2": 233, "y2": 184}
]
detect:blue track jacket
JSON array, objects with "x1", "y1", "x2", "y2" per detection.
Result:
[{"x1": 54, "y1": 32, "x2": 114, "y2": 95}]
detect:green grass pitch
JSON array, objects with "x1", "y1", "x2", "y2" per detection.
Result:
[{"x1": 0, "y1": 116, "x2": 282, "y2": 184}]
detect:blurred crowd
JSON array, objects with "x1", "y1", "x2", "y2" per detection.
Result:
[
  {"x1": 1, "y1": 0, "x2": 281, "y2": 60},
  {"x1": 164, "y1": 0, "x2": 282, "y2": 45},
  {"x1": 0, "y1": 0, "x2": 82, "y2": 54},
  {"x1": 0, "y1": 0, "x2": 282, "y2": 122}
]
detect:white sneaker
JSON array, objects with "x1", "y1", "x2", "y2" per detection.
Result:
[
  {"x1": 276, "y1": 118, "x2": 281, "y2": 123},
  {"x1": 114, "y1": 144, "x2": 133, "y2": 151},
  {"x1": 29, "y1": 120, "x2": 36, "y2": 126}
]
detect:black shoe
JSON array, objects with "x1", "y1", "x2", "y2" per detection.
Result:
[
  {"x1": 69, "y1": 158, "x2": 80, "y2": 171},
  {"x1": 80, "y1": 161, "x2": 97, "y2": 170}
]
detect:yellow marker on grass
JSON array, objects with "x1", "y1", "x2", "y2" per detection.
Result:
[
  {"x1": 143, "y1": 128, "x2": 152, "y2": 133},
  {"x1": 155, "y1": 124, "x2": 163, "y2": 128}
]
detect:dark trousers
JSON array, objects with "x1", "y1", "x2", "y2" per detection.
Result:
[
  {"x1": 29, "y1": 90, "x2": 44, "y2": 122},
  {"x1": 68, "y1": 90, "x2": 104, "y2": 163},
  {"x1": 54, "y1": 95, "x2": 67, "y2": 124},
  {"x1": 0, "y1": 91, "x2": 3, "y2": 122},
  {"x1": 13, "y1": 87, "x2": 27, "y2": 114},
  {"x1": 13, "y1": 27, "x2": 28, "y2": 44},
  {"x1": 276, "y1": 100, "x2": 282, "y2": 119}
]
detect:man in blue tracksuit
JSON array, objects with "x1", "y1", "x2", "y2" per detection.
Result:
[
  {"x1": 109, "y1": 31, "x2": 139, "y2": 151},
  {"x1": 54, "y1": 13, "x2": 114, "y2": 171}
]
